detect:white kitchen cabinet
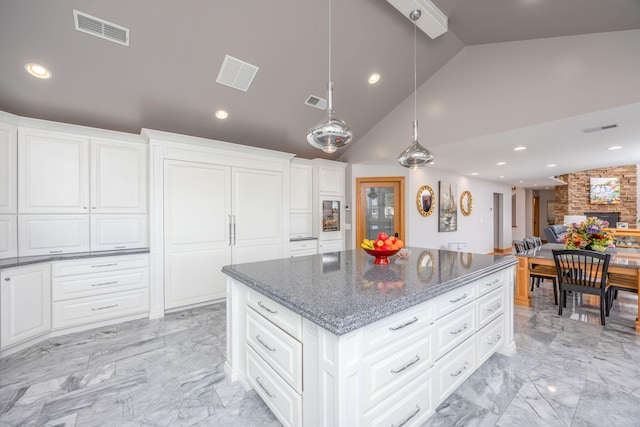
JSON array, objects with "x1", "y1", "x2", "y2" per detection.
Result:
[
  {"x1": 0, "y1": 121, "x2": 17, "y2": 214},
  {"x1": 314, "y1": 159, "x2": 346, "y2": 197},
  {"x1": 290, "y1": 239, "x2": 317, "y2": 257},
  {"x1": 1, "y1": 263, "x2": 51, "y2": 349},
  {"x1": 0, "y1": 215, "x2": 17, "y2": 259},
  {"x1": 163, "y1": 160, "x2": 283, "y2": 309},
  {"x1": 18, "y1": 128, "x2": 90, "y2": 214},
  {"x1": 91, "y1": 139, "x2": 147, "y2": 213},
  {"x1": 18, "y1": 215, "x2": 90, "y2": 256},
  {"x1": 90, "y1": 214, "x2": 148, "y2": 251},
  {"x1": 318, "y1": 239, "x2": 344, "y2": 254},
  {"x1": 290, "y1": 159, "x2": 313, "y2": 238}
]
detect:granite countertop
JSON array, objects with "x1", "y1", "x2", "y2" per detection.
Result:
[
  {"x1": 222, "y1": 248, "x2": 518, "y2": 335},
  {"x1": 0, "y1": 248, "x2": 151, "y2": 271}
]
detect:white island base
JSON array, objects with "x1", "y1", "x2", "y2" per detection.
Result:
[{"x1": 225, "y1": 266, "x2": 516, "y2": 426}]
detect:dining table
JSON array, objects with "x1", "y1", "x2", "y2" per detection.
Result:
[{"x1": 514, "y1": 243, "x2": 640, "y2": 332}]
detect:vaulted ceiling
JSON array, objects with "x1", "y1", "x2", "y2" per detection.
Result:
[{"x1": 1, "y1": 0, "x2": 639, "y2": 187}]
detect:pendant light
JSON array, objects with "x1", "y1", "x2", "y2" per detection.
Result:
[
  {"x1": 398, "y1": 9, "x2": 434, "y2": 169},
  {"x1": 306, "y1": 0, "x2": 352, "y2": 154}
]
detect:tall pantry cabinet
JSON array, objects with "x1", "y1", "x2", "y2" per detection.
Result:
[
  {"x1": 145, "y1": 129, "x2": 293, "y2": 315},
  {"x1": 0, "y1": 117, "x2": 17, "y2": 259}
]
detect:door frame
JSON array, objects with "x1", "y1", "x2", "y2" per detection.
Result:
[{"x1": 355, "y1": 177, "x2": 405, "y2": 245}]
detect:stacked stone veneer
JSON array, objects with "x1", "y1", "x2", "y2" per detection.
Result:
[{"x1": 553, "y1": 164, "x2": 637, "y2": 225}]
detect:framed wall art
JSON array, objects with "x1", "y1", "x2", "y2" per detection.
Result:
[
  {"x1": 439, "y1": 181, "x2": 457, "y2": 232},
  {"x1": 416, "y1": 185, "x2": 435, "y2": 217},
  {"x1": 590, "y1": 177, "x2": 620, "y2": 204}
]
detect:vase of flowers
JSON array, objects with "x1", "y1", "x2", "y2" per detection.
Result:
[{"x1": 563, "y1": 216, "x2": 615, "y2": 251}]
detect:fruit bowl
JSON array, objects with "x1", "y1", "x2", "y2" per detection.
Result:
[{"x1": 363, "y1": 248, "x2": 400, "y2": 265}]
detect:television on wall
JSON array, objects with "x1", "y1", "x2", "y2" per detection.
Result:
[
  {"x1": 584, "y1": 212, "x2": 620, "y2": 226},
  {"x1": 589, "y1": 177, "x2": 621, "y2": 204}
]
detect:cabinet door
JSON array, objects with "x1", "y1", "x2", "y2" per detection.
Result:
[
  {"x1": 0, "y1": 122, "x2": 17, "y2": 214},
  {"x1": 18, "y1": 215, "x2": 90, "y2": 256},
  {"x1": 1, "y1": 263, "x2": 51, "y2": 349},
  {"x1": 290, "y1": 163, "x2": 312, "y2": 214},
  {"x1": 18, "y1": 128, "x2": 89, "y2": 213},
  {"x1": 318, "y1": 165, "x2": 344, "y2": 196},
  {"x1": 232, "y1": 168, "x2": 283, "y2": 264},
  {"x1": 0, "y1": 215, "x2": 17, "y2": 259},
  {"x1": 91, "y1": 140, "x2": 147, "y2": 213},
  {"x1": 164, "y1": 160, "x2": 232, "y2": 309},
  {"x1": 90, "y1": 214, "x2": 148, "y2": 251}
]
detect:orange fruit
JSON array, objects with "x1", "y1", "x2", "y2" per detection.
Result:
[{"x1": 396, "y1": 239, "x2": 404, "y2": 248}]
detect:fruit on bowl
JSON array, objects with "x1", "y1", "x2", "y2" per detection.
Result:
[{"x1": 361, "y1": 233, "x2": 405, "y2": 264}]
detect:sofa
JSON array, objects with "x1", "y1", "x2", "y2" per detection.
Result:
[{"x1": 544, "y1": 224, "x2": 568, "y2": 243}]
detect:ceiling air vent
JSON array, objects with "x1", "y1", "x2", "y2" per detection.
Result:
[
  {"x1": 73, "y1": 10, "x2": 129, "y2": 46},
  {"x1": 216, "y1": 55, "x2": 259, "y2": 92},
  {"x1": 583, "y1": 123, "x2": 619, "y2": 133},
  {"x1": 305, "y1": 95, "x2": 327, "y2": 110}
]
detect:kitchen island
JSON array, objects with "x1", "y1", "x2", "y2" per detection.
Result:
[{"x1": 222, "y1": 248, "x2": 518, "y2": 427}]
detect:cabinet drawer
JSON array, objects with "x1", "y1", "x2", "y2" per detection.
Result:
[
  {"x1": 362, "y1": 302, "x2": 432, "y2": 354},
  {"x1": 364, "y1": 330, "x2": 434, "y2": 409},
  {"x1": 476, "y1": 287, "x2": 504, "y2": 329},
  {"x1": 431, "y1": 282, "x2": 475, "y2": 319},
  {"x1": 90, "y1": 214, "x2": 148, "y2": 251},
  {"x1": 52, "y1": 268, "x2": 149, "y2": 301},
  {"x1": 52, "y1": 288, "x2": 149, "y2": 329},
  {"x1": 18, "y1": 215, "x2": 90, "y2": 257},
  {"x1": 51, "y1": 254, "x2": 149, "y2": 277},
  {"x1": 363, "y1": 370, "x2": 434, "y2": 427},
  {"x1": 247, "y1": 346, "x2": 301, "y2": 427},
  {"x1": 477, "y1": 315, "x2": 504, "y2": 365},
  {"x1": 435, "y1": 302, "x2": 476, "y2": 359},
  {"x1": 246, "y1": 288, "x2": 302, "y2": 341},
  {"x1": 476, "y1": 271, "x2": 505, "y2": 297},
  {"x1": 289, "y1": 239, "x2": 316, "y2": 252},
  {"x1": 435, "y1": 336, "x2": 476, "y2": 403},
  {"x1": 246, "y1": 307, "x2": 302, "y2": 393}
]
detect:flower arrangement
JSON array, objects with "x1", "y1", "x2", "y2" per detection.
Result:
[{"x1": 564, "y1": 216, "x2": 615, "y2": 251}]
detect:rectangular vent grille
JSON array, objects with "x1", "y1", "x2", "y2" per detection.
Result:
[
  {"x1": 216, "y1": 55, "x2": 259, "y2": 92},
  {"x1": 583, "y1": 123, "x2": 619, "y2": 133},
  {"x1": 74, "y1": 10, "x2": 129, "y2": 46},
  {"x1": 305, "y1": 95, "x2": 327, "y2": 110}
]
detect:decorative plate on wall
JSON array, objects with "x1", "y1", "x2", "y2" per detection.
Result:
[{"x1": 417, "y1": 185, "x2": 435, "y2": 217}]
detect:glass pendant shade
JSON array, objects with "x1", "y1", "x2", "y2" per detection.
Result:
[
  {"x1": 398, "y1": 120, "x2": 434, "y2": 169},
  {"x1": 307, "y1": 83, "x2": 352, "y2": 153}
]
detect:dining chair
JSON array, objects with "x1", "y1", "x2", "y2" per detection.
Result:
[
  {"x1": 525, "y1": 236, "x2": 558, "y2": 304},
  {"x1": 513, "y1": 240, "x2": 528, "y2": 253},
  {"x1": 606, "y1": 272, "x2": 638, "y2": 315},
  {"x1": 552, "y1": 249, "x2": 612, "y2": 325}
]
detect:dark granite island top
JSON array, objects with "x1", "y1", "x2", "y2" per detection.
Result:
[{"x1": 222, "y1": 247, "x2": 518, "y2": 336}]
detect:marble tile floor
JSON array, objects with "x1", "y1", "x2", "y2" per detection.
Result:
[{"x1": 1, "y1": 282, "x2": 639, "y2": 426}]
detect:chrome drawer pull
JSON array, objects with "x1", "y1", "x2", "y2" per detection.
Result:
[
  {"x1": 485, "y1": 278, "x2": 501, "y2": 286},
  {"x1": 449, "y1": 293, "x2": 468, "y2": 303},
  {"x1": 91, "y1": 263, "x2": 118, "y2": 268},
  {"x1": 92, "y1": 304, "x2": 118, "y2": 311},
  {"x1": 485, "y1": 334, "x2": 502, "y2": 345},
  {"x1": 91, "y1": 281, "x2": 118, "y2": 287},
  {"x1": 49, "y1": 250, "x2": 63, "y2": 254},
  {"x1": 258, "y1": 301, "x2": 278, "y2": 314},
  {"x1": 255, "y1": 335, "x2": 276, "y2": 352},
  {"x1": 114, "y1": 246, "x2": 126, "y2": 249},
  {"x1": 450, "y1": 362, "x2": 470, "y2": 377},
  {"x1": 450, "y1": 323, "x2": 468, "y2": 335},
  {"x1": 391, "y1": 404, "x2": 420, "y2": 427},
  {"x1": 255, "y1": 376, "x2": 275, "y2": 398},
  {"x1": 390, "y1": 355, "x2": 420, "y2": 374},
  {"x1": 486, "y1": 302, "x2": 502, "y2": 312},
  {"x1": 389, "y1": 316, "x2": 419, "y2": 331}
]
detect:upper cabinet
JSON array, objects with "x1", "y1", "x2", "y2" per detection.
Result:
[
  {"x1": 315, "y1": 160, "x2": 346, "y2": 197},
  {"x1": 18, "y1": 128, "x2": 148, "y2": 215},
  {"x1": 18, "y1": 128, "x2": 90, "y2": 214},
  {"x1": 91, "y1": 139, "x2": 147, "y2": 213},
  {"x1": 290, "y1": 159, "x2": 313, "y2": 238},
  {"x1": 0, "y1": 122, "x2": 17, "y2": 214}
]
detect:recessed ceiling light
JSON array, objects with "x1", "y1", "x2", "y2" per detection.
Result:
[
  {"x1": 608, "y1": 146, "x2": 623, "y2": 150},
  {"x1": 25, "y1": 63, "x2": 51, "y2": 79},
  {"x1": 368, "y1": 73, "x2": 380, "y2": 84},
  {"x1": 533, "y1": 184, "x2": 538, "y2": 186},
  {"x1": 519, "y1": 180, "x2": 524, "y2": 183},
  {"x1": 497, "y1": 162, "x2": 506, "y2": 166},
  {"x1": 547, "y1": 164, "x2": 556, "y2": 167},
  {"x1": 513, "y1": 146, "x2": 526, "y2": 151},
  {"x1": 500, "y1": 175, "x2": 504, "y2": 178},
  {"x1": 471, "y1": 172, "x2": 479, "y2": 176},
  {"x1": 215, "y1": 110, "x2": 228, "y2": 119},
  {"x1": 545, "y1": 187, "x2": 550, "y2": 189}
]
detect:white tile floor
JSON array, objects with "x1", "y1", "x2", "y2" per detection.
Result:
[{"x1": 1, "y1": 280, "x2": 639, "y2": 426}]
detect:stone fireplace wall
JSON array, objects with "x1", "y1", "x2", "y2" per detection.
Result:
[{"x1": 553, "y1": 164, "x2": 637, "y2": 226}]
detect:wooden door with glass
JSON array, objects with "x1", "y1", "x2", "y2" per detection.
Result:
[{"x1": 355, "y1": 177, "x2": 405, "y2": 245}]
